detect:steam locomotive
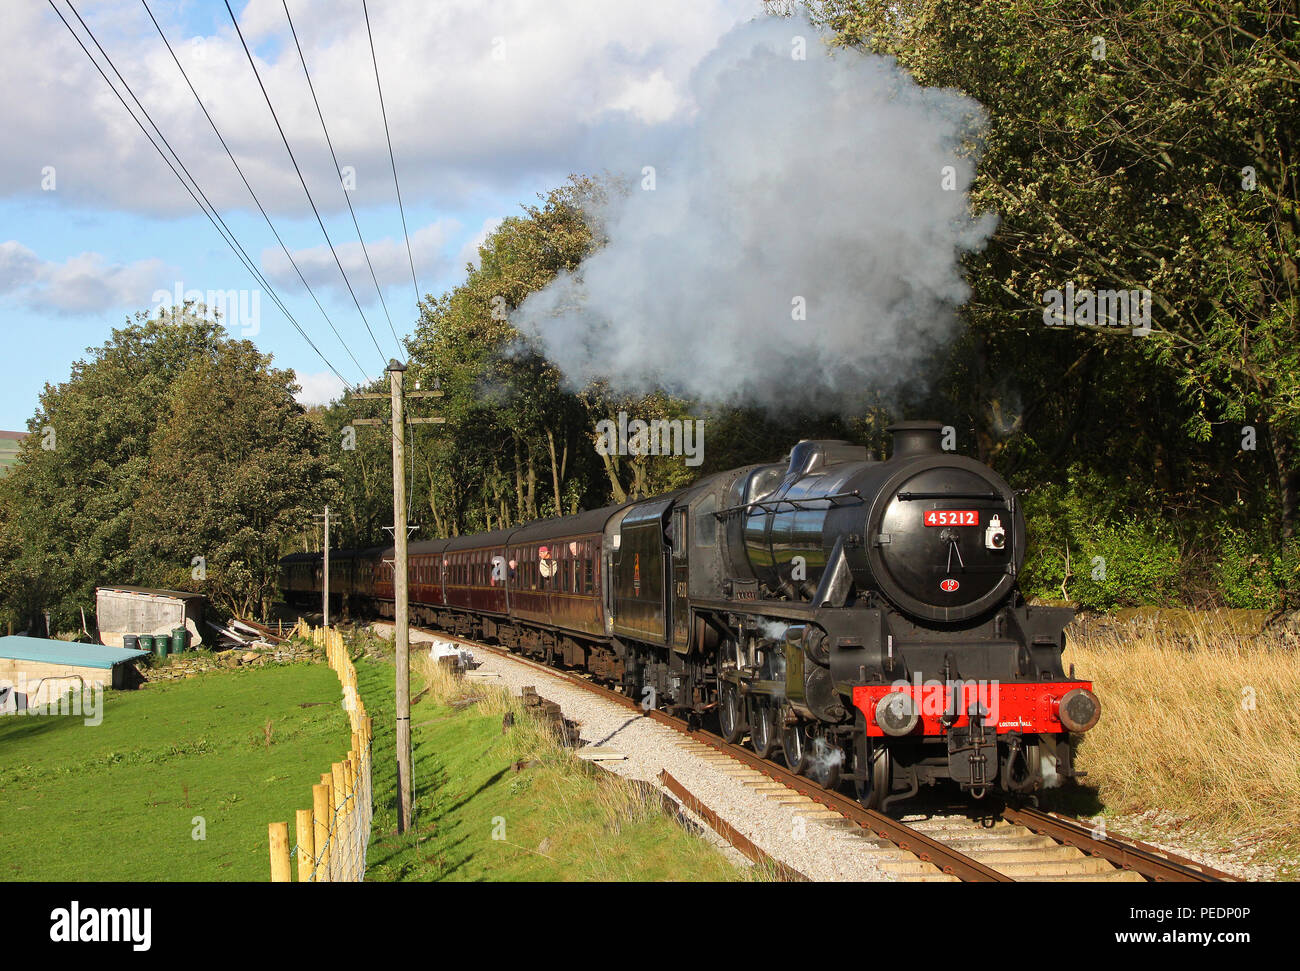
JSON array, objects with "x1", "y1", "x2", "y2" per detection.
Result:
[{"x1": 281, "y1": 421, "x2": 1100, "y2": 809}]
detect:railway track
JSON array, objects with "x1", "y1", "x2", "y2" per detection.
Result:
[{"x1": 381, "y1": 620, "x2": 1235, "y2": 883}]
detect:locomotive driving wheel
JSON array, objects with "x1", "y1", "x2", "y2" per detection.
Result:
[
  {"x1": 747, "y1": 697, "x2": 779, "y2": 759},
  {"x1": 716, "y1": 639, "x2": 748, "y2": 743},
  {"x1": 781, "y1": 713, "x2": 808, "y2": 773},
  {"x1": 718, "y1": 681, "x2": 746, "y2": 742}
]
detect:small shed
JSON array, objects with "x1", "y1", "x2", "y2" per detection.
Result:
[
  {"x1": 96, "y1": 586, "x2": 206, "y2": 649},
  {"x1": 0, "y1": 636, "x2": 150, "y2": 708},
  {"x1": 0, "y1": 430, "x2": 27, "y2": 478}
]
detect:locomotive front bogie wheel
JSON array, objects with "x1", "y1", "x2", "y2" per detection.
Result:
[
  {"x1": 856, "y1": 746, "x2": 892, "y2": 810},
  {"x1": 748, "y1": 696, "x2": 780, "y2": 759},
  {"x1": 806, "y1": 733, "x2": 843, "y2": 789}
]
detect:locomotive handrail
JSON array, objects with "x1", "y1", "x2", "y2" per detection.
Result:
[
  {"x1": 895, "y1": 490, "x2": 1003, "y2": 501},
  {"x1": 712, "y1": 489, "x2": 864, "y2": 520}
]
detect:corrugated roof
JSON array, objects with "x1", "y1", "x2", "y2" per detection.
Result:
[
  {"x1": 0, "y1": 636, "x2": 150, "y2": 669},
  {"x1": 96, "y1": 586, "x2": 206, "y2": 602},
  {"x1": 0, "y1": 431, "x2": 27, "y2": 477}
]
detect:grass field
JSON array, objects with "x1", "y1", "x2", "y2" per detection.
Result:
[
  {"x1": 359, "y1": 642, "x2": 749, "y2": 881},
  {"x1": 0, "y1": 661, "x2": 350, "y2": 881},
  {"x1": 1053, "y1": 614, "x2": 1300, "y2": 872}
]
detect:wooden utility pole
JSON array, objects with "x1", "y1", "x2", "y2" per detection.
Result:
[
  {"x1": 323, "y1": 505, "x2": 330, "y2": 628},
  {"x1": 346, "y1": 371, "x2": 444, "y2": 837},
  {"x1": 389, "y1": 360, "x2": 413, "y2": 834},
  {"x1": 313, "y1": 506, "x2": 332, "y2": 626}
]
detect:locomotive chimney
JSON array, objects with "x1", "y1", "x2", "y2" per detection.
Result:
[{"x1": 887, "y1": 421, "x2": 945, "y2": 459}]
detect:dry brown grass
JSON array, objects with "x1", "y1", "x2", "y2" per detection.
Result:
[{"x1": 1067, "y1": 614, "x2": 1300, "y2": 850}]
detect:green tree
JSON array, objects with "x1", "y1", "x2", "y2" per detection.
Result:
[
  {"x1": 132, "y1": 340, "x2": 334, "y2": 618},
  {"x1": 0, "y1": 307, "x2": 333, "y2": 630},
  {"x1": 0, "y1": 310, "x2": 224, "y2": 632},
  {"x1": 796, "y1": 0, "x2": 1298, "y2": 536}
]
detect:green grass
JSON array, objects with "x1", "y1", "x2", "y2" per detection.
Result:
[
  {"x1": 0, "y1": 661, "x2": 350, "y2": 881},
  {"x1": 357, "y1": 652, "x2": 748, "y2": 882}
]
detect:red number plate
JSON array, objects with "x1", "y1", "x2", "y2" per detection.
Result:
[{"x1": 924, "y1": 510, "x2": 978, "y2": 527}]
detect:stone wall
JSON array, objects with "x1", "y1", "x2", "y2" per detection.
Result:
[{"x1": 142, "y1": 642, "x2": 320, "y2": 682}]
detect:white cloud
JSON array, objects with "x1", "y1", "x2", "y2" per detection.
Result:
[
  {"x1": 0, "y1": 240, "x2": 171, "y2": 315},
  {"x1": 260, "y1": 218, "x2": 461, "y2": 300},
  {"x1": 7, "y1": 0, "x2": 762, "y2": 217},
  {"x1": 453, "y1": 217, "x2": 505, "y2": 273},
  {"x1": 606, "y1": 70, "x2": 680, "y2": 124},
  {"x1": 293, "y1": 369, "x2": 348, "y2": 408}
]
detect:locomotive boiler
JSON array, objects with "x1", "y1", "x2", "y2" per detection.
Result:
[{"x1": 282, "y1": 421, "x2": 1100, "y2": 809}]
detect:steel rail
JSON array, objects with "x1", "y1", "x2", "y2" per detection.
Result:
[
  {"x1": 657, "y1": 770, "x2": 810, "y2": 881},
  {"x1": 1002, "y1": 806, "x2": 1235, "y2": 883}
]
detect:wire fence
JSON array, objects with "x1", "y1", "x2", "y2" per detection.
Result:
[{"x1": 268, "y1": 624, "x2": 373, "y2": 882}]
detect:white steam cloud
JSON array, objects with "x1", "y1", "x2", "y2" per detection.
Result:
[{"x1": 512, "y1": 18, "x2": 996, "y2": 409}]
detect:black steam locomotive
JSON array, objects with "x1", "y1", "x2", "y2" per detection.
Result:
[{"x1": 281, "y1": 421, "x2": 1100, "y2": 809}]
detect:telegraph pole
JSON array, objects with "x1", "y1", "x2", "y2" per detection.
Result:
[
  {"x1": 313, "y1": 506, "x2": 332, "y2": 627},
  {"x1": 323, "y1": 505, "x2": 330, "y2": 628},
  {"x1": 347, "y1": 366, "x2": 445, "y2": 837},
  {"x1": 389, "y1": 360, "x2": 413, "y2": 834}
]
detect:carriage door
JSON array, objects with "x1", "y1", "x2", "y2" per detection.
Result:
[{"x1": 671, "y1": 506, "x2": 691, "y2": 652}]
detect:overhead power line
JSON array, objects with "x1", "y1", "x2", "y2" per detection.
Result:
[
  {"x1": 49, "y1": 0, "x2": 358, "y2": 396},
  {"x1": 282, "y1": 0, "x2": 403, "y2": 354},
  {"x1": 139, "y1": 0, "x2": 372, "y2": 387},
  {"x1": 363, "y1": 0, "x2": 422, "y2": 312},
  {"x1": 224, "y1": 0, "x2": 389, "y2": 367}
]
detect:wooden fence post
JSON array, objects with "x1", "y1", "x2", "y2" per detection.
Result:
[
  {"x1": 316, "y1": 777, "x2": 333, "y2": 881},
  {"x1": 331, "y1": 762, "x2": 347, "y2": 880},
  {"x1": 269, "y1": 822, "x2": 291, "y2": 882},
  {"x1": 296, "y1": 808, "x2": 314, "y2": 884}
]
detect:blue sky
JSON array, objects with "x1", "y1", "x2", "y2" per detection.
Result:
[{"x1": 1, "y1": 0, "x2": 761, "y2": 430}]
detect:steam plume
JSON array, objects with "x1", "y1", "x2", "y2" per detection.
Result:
[{"x1": 513, "y1": 17, "x2": 995, "y2": 409}]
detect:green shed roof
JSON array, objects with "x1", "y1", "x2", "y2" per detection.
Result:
[{"x1": 0, "y1": 636, "x2": 149, "y2": 669}]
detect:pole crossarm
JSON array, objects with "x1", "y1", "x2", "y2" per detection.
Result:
[
  {"x1": 349, "y1": 417, "x2": 445, "y2": 425},
  {"x1": 350, "y1": 390, "x2": 443, "y2": 399}
]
